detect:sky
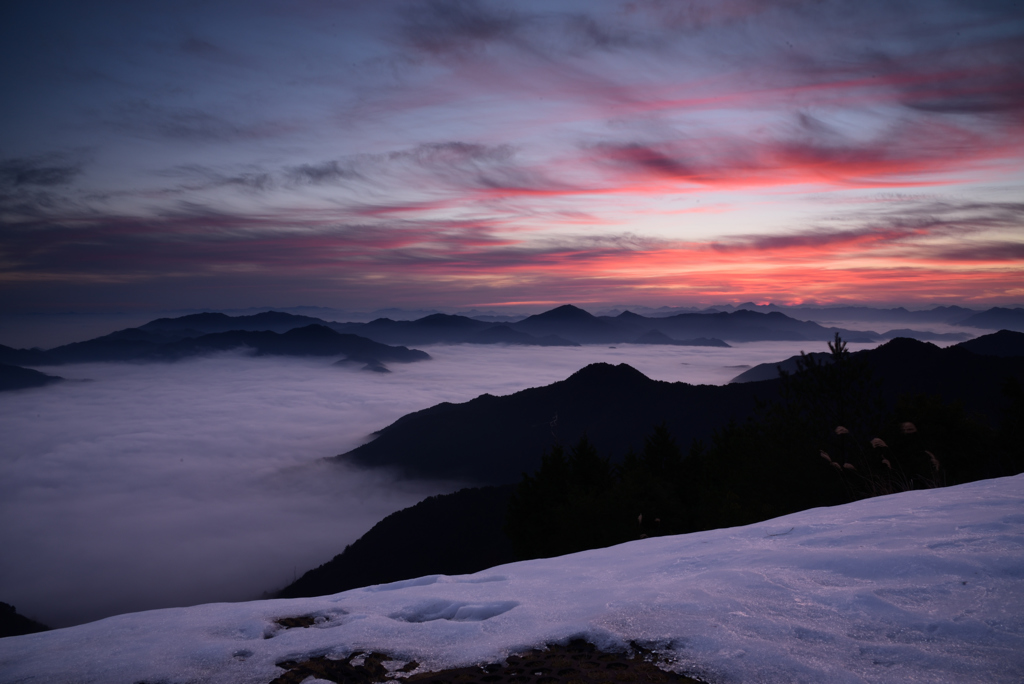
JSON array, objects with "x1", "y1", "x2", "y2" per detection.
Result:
[
  {"x1": 2, "y1": 473, "x2": 1021, "y2": 683},
  {"x1": 2, "y1": 0, "x2": 1023, "y2": 315}
]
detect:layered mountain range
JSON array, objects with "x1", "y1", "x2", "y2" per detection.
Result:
[
  {"x1": 0, "y1": 304, "x2": 871, "y2": 385},
  {"x1": 328, "y1": 305, "x2": 870, "y2": 345},
  {"x1": 0, "y1": 322, "x2": 429, "y2": 374},
  {"x1": 617, "y1": 302, "x2": 1023, "y2": 332},
  {"x1": 2, "y1": 304, "x2": 1021, "y2": 391}
]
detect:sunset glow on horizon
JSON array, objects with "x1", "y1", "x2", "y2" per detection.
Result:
[{"x1": 2, "y1": 0, "x2": 1022, "y2": 313}]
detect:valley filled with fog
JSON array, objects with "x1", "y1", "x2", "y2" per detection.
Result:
[{"x1": 2, "y1": 339, "x2": 887, "y2": 628}]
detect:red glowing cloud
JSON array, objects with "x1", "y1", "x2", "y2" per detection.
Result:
[{"x1": 3, "y1": 197, "x2": 1020, "y2": 311}]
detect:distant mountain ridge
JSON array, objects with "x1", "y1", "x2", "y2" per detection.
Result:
[
  {"x1": 0, "y1": 323, "x2": 429, "y2": 370},
  {"x1": 328, "y1": 303, "x2": 1018, "y2": 346},
  {"x1": 139, "y1": 310, "x2": 327, "y2": 335},
  {"x1": 0, "y1": 305, "x2": 924, "y2": 366},
  {"x1": 956, "y1": 307, "x2": 1024, "y2": 332},
  {"x1": 327, "y1": 313, "x2": 579, "y2": 347},
  {"x1": 706, "y1": 303, "x2": 981, "y2": 324},
  {"x1": 633, "y1": 329, "x2": 731, "y2": 347},
  {"x1": 956, "y1": 329, "x2": 1024, "y2": 356},
  {"x1": 136, "y1": 304, "x2": 887, "y2": 346},
  {"x1": 730, "y1": 329, "x2": 1024, "y2": 384},
  {"x1": 331, "y1": 304, "x2": 880, "y2": 345},
  {"x1": 5, "y1": 305, "x2": 1021, "y2": 371}
]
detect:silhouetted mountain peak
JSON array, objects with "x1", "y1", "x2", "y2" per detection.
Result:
[
  {"x1": 280, "y1": 324, "x2": 337, "y2": 339},
  {"x1": 138, "y1": 310, "x2": 325, "y2": 335},
  {"x1": 877, "y1": 329, "x2": 970, "y2": 342},
  {"x1": 245, "y1": 311, "x2": 315, "y2": 325},
  {"x1": 141, "y1": 312, "x2": 233, "y2": 330},
  {"x1": 956, "y1": 329, "x2": 1024, "y2": 357},
  {"x1": 524, "y1": 304, "x2": 596, "y2": 323},
  {"x1": 862, "y1": 336, "x2": 946, "y2": 368},
  {"x1": 565, "y1": 362, "x2": 651, "y2": 386},
  {"x1": 722, "y1": 309, "x2": 786, "y2": 320},
  {"x1": 412, "y1": 313, "x2": 481, "y2": 329},
  {"x1": 875, "y1": 336, "x2": 940, "y2": 353},
  {"x1": 615, "y1": 310, "x2": 647, "y2": 321}
]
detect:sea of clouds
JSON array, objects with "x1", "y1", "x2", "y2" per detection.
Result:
[{"x1": 1, "y1": 340, "x2": 878, "y2": 628}]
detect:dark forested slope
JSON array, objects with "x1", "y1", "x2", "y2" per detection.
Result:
[
  {"x1": 278, "y1": 486, "x2": 516, "y2": 599},
  {"x1": 340, "y1": 363, "x2": 773, "y2": 484},
  {"x1": 0, "y1": 363, "x2": 63, "y2": 392},
  {"x1": 341, "y1": 333, "x2": 1024, "y2": 485}
]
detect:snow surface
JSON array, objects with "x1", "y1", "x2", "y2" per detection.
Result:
[{"x1": 2, "y1": 475, "x2": 1022, "y2": 684}]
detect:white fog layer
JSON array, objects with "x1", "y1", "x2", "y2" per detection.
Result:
[{"x1": 3, "y1": 341, "x2": 875, "y2": 628}]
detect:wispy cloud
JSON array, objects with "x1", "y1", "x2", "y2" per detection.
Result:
[
  {"x1": 703, "y1": 200, "x2": 1024, "y2": 259},
  {"x1": 157, "y1": 165, "x2": 276, "y2": 194},
  {"x1": 400, "y1": 0, "x2": 525, "y2": 57},
  {"x1": 3, "y1": 192, "x2": 1019, "y2": 311},
  {"x1": 285, "y1": 161, "x2": 362, "y2": 186},
  {"x1": 588, "y1": 112, "x2": 1006, "y2": 189},
  {"x1": 109, "y1": 101, "x2": 297, "y2": 143},
  {"x1": 0, "y1": 155, "x2": 84, "y2": 188}
]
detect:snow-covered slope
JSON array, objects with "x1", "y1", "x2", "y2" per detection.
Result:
[{"x1": 2, "y1": 475, "x2": 1022, "y2": 684}]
